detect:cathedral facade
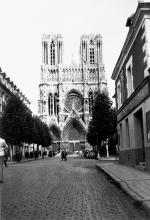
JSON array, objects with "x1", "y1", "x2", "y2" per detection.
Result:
[{"x1": 38, "y1": 34, "x2": 107, "y2": 152}]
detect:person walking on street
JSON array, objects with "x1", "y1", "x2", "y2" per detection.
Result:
[
  {"x1": 3, "y1": 149, "x2": 8, "y2": 167},
  {"x1": 0, "y1": 137, "x2": 8, "y2": 183},
  {"x1": 61, "y1": 149, "x2": 67, "y2": 161}
]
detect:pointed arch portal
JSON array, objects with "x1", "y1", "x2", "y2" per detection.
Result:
[
  {"x1": 62, "y1": 118, "x2": 86, "y2": 141},
  {"x1": 62, "y1": 118, "x2": 86, "y2": 152}
]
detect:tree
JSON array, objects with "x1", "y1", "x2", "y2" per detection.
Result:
[
  {"x1": 1, "y1": 95, "x2": 52, "y2": 147},
  {"x1": 30, "y1": 116, "x2": 52, "y2": 147},
  {"x1": 86, "y1": 91, "x2": 117, "y2": 150},
  {"x1": 1, "y1": 95, "x2": 31, "y2": 145}
]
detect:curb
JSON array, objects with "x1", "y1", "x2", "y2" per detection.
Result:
[{"x1": 96, "y1": 163, "x2": 150, "y2": 217}]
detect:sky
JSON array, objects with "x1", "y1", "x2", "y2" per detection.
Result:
[{"x1": 0, "y1": 0, "x2": 141, "y2": 114}]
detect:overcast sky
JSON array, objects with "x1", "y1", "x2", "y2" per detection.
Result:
[{"x1": 0, "y1": 0, "x2": 141, "y2": 113}]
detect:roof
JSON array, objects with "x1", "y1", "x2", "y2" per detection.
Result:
[{"x1": 111, "y1": 1, "x2": 150, "y2": 80}]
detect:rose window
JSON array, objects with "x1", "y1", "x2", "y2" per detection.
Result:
[{"x1": 65, "y1": 92, "x2": 83, "y2": 112}]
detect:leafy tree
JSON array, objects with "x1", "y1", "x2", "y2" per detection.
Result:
[
  {"x1": 1, "y1": 95, "x2": 52, "y2": 147},
  {"x1": 30, "y1": 116, "x2": 52, "y2": 147},
  {"x1": 1, "y1": 95, "x2": 30, "y2": 145},
  {"x1": 86, "y1": 91, "x2": 117, "y2": 150}
]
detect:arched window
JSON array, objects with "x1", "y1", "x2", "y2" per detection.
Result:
[
  {"x1": 89, "y1": 39, "x2": 95, "y2": 64},
  {"x1": 50, "y1": 41, "x2": 55, "y2": 65},
  {"x1": 48, "y1": 93, "x2": 53, "y2": 115},
  {"x1": 97, "y1": 41, "x2": 100, "y2": 48},
  {"x1": 65, "y1": 90, "x2": 83, "y2": 112},
  {"x1": 89, "y1": 91, "x2": 94, "y2": 114},
  {"x1": 90, "y1": 48, "x2": 95, "y2": 64},
  {"x1": 57, "y1": 94, "x2": 59, "y2": 116},
  {"x1": 54, "y1": 93, "x2": 58, "y2": 115}
]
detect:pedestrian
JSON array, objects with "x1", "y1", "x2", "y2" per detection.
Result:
[
  {"x1": 0, "y1": 137, "x2": 8, "y2": 183},
  {"x1": 115, "y1": 144, "x2": 119, "y2": 161},
  {"x1": 61, "y1": 150, "x2": 63, "y2": 160},
  {"x1": 16, "y1": 147, "x2": 21, "y2": 163},
  {"x1": 3, "y1": 149, "x2": 8, "y2": 167},
  {"x1": 61, "y1": 149, "x2": 67, "y2": 161},
  {"x1": 64, "y1": 149, "x2": 67, "y2": 161}
]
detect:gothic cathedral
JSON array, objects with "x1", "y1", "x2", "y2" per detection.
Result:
[{"x1": 38, "y1": 34, "x2": 107, "y2": 152}]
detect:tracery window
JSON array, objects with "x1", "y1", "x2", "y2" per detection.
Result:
[
  {"x1": 65, "y1": 91, "x2": 83, "y2": 112},
  {"x1": 50, "y1": 41, "x2": 55, "y2": 65},
  {"x1": 48, "y1": 93, "x2": 53, "y2": 115},
  {"x1": 89, "y1": 91, "x2": 94, "y2": 114},
  {"x1": 48, "y1": 93, "x2": 59, "y2": 116},
  {"x1": 54, "y1": 93, "x2": 59, "y2": 115},
  {"x1": 90, "y1": 48, "x2": 95, "y2": 64},
  {"x1": 58, "y1": 41, "x2": 61, "y2": 64}
]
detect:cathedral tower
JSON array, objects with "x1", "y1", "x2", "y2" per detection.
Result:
[
  {"x1": 42, "y1": 34, "x2": 63, "y2": 66},
  {"x1": 80, "y1": 34, "x2": 102, "y2": 66}
]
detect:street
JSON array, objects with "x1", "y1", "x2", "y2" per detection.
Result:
[{"x1": 1, "y1": 157, "x2": 149, "y2": 220}]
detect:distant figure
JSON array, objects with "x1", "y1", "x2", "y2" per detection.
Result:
[
  {"x1": 115, "y1": 145, "x2": 119, "y2": 161},
  {"x1": 61, "y1": 149, "x2": 67, "y2": 161},
  {"x1": 0, "y1": 138, "x2": 8, "y2": 183},
  {"x1": 16, "y1": 147, "x2": 22, "y2": 163}
]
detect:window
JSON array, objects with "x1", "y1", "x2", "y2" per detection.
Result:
[
  {"x1": 126, "y1": 56, "x2": 134, "y2": 98},
  {"x1": 117, "y1": 80, "x2": 121, "y2": 109},
  {"x1": 89, "y1": 91, "x2": 94, "y2": 114},
  {"x1": 90, "y1": 48, "x2": 95, "y2": 64},
  {"x1": 50, "y1": 41, "x2": 55, "y2": 65},
  {"x1": 48, "y1": 93, "x2": 53, "y2": 115},
  {"x1": 54, "y1": 93, "x2": 58, "y2": 115},
  {"x1": 97, "y1": 41, "x2": 100, "y2": 48}
]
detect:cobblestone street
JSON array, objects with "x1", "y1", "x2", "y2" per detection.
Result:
[{"x1": 1, "y1": 157, "x2": 149, "y2": 220}]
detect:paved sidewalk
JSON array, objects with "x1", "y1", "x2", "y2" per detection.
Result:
[{"x1": 96, "y1": 161, "x2": 150, "y2": 216}]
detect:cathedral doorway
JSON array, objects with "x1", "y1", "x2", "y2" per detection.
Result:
[{"x1": 62, "y1": 118, "x2": 86, "y2": 153}]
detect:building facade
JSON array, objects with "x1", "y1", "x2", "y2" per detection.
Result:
[
  {"x1": 0, "y1": 68, "x2": 30, "y2": 116},
  {"x1": 38, "y1": 34, "x2": 107, "y2": 152},
  {"x1": 111, "y1": 1, "x2": 150, "y2": 170},
  {"x1": 0, "y1": 67, "x2": 30, "y2": 160}
]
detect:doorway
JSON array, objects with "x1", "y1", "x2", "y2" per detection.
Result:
[{"x1": 134, "y1": 109, "x2": 145, "y2": 163}]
